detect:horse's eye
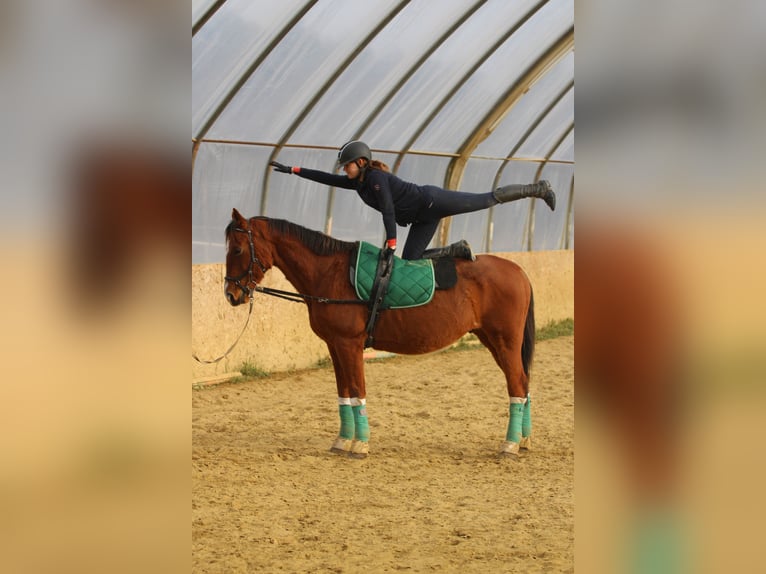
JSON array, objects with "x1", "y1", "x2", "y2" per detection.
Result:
[{"x1": 233, "y1": 247, "x2": 243, "y2": 256}]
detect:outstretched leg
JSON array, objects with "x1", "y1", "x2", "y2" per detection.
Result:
[{"x1": 493, "y1": 181, "x2": 556, "y2": 210}]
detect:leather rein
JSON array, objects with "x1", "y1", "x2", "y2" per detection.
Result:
[
  {"x1": 224, "y1": 225, "x2": 365, "y2": 305},
  {"x1": 192, "y1": 226, "x2": 363, "y2": 365}
]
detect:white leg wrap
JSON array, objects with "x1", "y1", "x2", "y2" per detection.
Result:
[
  {"x1": 500, "y1": 441, "x2": 520, "y2": 455},
  {"x1": 338, "y1": 397, "x2": 352, "y2": 405},
  {"x1": 330, "y1": 437, "x2": 353, "y2": 452},
  {"x1": 350, "y1": 397, "x2": 366, "y2": 406},
  {"x1": 350, "y1": 440, "x2": 369, "y2": 457}
]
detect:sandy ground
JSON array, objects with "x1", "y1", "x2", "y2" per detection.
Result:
[{"x1": 192, "y1": 336, "x2": 573, "y2": 573}]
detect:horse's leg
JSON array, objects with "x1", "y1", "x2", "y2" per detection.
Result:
[
  {"x1": 327, "y1": 340, "x2": 369, "y2": 458},
  {"x1": 327, "y1": 346, "x2": 354, "y2": 454},
  {"x1": 520, "y1": 393, "x2": 532, "y2": 450},
  {"x1": 475, "y1": 330, "x2": 529, "y2": 456}
]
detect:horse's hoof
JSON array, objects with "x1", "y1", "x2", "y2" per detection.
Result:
[
  {"x1": 500, "y1": 440, "x2": 520, "y2": 457},
  {"x1": 329, "y1": 437, "x2": 352, "y2": 455},
  {"x1": 349, "y1": 440, "x2": 369, "y2": 459},
  {"x1": 519, "y1": 436, "x2": 532, "y2": 450}
]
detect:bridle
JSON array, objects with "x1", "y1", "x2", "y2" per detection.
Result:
[
  {"x1": 194, "y1": 220, "x2": 367, "y2": 364},
  {"x1": 224, "y1": 222, "x2": 364, "y2": 306},
  {"x1": 224, "y1": 225, "x2": 268, "y2": 299},
  {"x1": 193, "y1": 224, "x2": 266, "y2": 365}
]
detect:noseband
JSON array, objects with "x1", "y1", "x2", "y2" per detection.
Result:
[{"x1": 224, "y1": 226, "x2": 268, "y2": 298}]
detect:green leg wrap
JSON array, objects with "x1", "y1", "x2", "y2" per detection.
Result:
[
  {"x1": 522, "y1": 394, "x2": 532, "y2": 437},
  {"x1": 352, "y1": 404, "x2": 370, "y2": 443},
  {"x1": 506, "y1": 402, "x2": 524, "y2": 443},
  {"x1": 630, "y1": 508, "x2": 686, "y2": 574},
  {"x1": 339, "y1": 404, "x2": 354, "y2": 440}
]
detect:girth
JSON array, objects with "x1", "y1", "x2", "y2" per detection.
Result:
[
  {"x1": 364, "y1": 248, "x2": 394, "y2": 349},
  {"x1": 351, "y1": 241, "x2": 461, "y2": 349}
]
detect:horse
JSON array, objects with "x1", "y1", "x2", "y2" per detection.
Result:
[{"x1": 223, "y1": 208, "x2": 535, "y2": 458}]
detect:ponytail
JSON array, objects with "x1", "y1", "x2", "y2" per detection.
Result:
[
  {"x1": 357, "y1": 158, "x2": 391, "y2": 183},
  {"x1": 369, "y1": 159, "x2": 391, "y2": 173}
]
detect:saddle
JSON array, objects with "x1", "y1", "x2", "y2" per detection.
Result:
[{"x1": 350, "y1": 242, "x2": 460, "y2": 348}]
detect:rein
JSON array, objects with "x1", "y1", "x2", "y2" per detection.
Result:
[
  {"x1": 192, "y1": 296, "x2": 254, "y2": 364},
  {"x1": 227, "y1": 224, "x2": 365, "y2": 306},
  {"x1": 226, "y1": 225, "x2": 365, "y2": 305},
  {"x1": 192, "y1": 287, "x2": 362, "y2": 365},
  {"x1": 193, "y1": 223, "x2": 365, "y2": 364},
  {"x1": 253, "y1": 285, "x2": 364, "y2": 305}
]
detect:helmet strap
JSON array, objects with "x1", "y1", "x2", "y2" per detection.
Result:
[{"x1": 357, "y1": 159, "x2": 368, "y2": 181}]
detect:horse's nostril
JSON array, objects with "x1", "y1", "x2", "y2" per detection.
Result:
[{"x1": 226, "y1": 291, "x2": 237, "y2": 305}]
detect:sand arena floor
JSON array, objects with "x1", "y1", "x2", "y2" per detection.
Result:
[{"x1": 193, "y1": 336, "x2": 573, "y2": 573}]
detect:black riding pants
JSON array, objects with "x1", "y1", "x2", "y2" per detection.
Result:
[{"x1": 401, "y1": 187, "x2": 498, "y2": 260}]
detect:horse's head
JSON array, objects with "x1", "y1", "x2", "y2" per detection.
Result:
[{"x1": 224, "y1": 208, "x2": 269, "y2": 306}]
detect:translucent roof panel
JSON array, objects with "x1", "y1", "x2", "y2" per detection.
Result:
[
  {"x1": 192, "y1": 0, "x2": 574, "y2": 264},
  {"x1": 474, "y1": 51, "x2": 574, "y2": 158},
  {"x1": 532, "y1": 162, "x2": 574, "y2": 249},
  {"x1": 414, "y1": 0, "x2": 574, "y2": 154},
  {"x1": 552, "y1": 129, "x2": 574, "y2": 162},
  {"x1": 192, "y1": 0, "x2": 311, "y2": 138},
  {"x1": 290, "y1": 0, "x2": 480, "y2": 147},
  {"x1": 515, "y1": 103, "x2": 573, "y2": 159},
  {"x1": 359, "y1": 0, "x2": 543, "y2": 150},
  {"x1": 208, "y1": 0, "x2": 404, "y2": 142}
]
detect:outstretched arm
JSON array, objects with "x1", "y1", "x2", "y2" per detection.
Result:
[{"x1": 269, "y1": 161, "x2": 356, "y2": 189}]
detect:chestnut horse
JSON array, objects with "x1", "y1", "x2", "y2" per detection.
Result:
[{"x1": 224, "y1": 208, "x2": 535, "y2": 458}]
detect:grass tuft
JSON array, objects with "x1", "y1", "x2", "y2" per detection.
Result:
[
  {"x1": 536, "y1": 318, "x2": 574, "y2": 341},
  {"x1": 240, "y1": 362, "x2": 270, "y2": 379}
]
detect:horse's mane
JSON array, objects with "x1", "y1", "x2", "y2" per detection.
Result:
[
  {"x1": 265, "y1": 218, "x2": 355, "y2": 256},
  {"x1": 226, "y1": 217, "x2": 356, "y2": 256}
]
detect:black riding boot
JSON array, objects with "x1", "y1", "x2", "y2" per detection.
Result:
[
  {"x1": 421, "y1": 239, "x2": 476, "y2": 261},
  {"x1": 493, "y1": 180, "x2": 556, "y2": 211}
]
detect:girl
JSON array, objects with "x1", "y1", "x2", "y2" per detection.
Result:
[{"x1": 270, "y1": 140, "x2": 555, "y2": 260}]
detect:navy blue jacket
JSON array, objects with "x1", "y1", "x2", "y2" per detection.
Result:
[{"x1": 294, "y1": 167, "x2": 434, "y2": 242}]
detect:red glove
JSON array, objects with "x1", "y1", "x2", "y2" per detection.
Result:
[{"x1": 385, "y1": 238, "x2": 396, "y2": 251}]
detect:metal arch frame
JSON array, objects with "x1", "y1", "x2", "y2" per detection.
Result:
[
  {"x1": 391, "y1": 0, "x2": 551, "y2": 175},
  {"x1": 322, "y1": 0, "x2": 489, "y2": 234},
  {"x1": 559, "y1": 173, "x2": 574, "y2": 250},
  {"x1": 192, "y1": 0, "x2": 227, "y2": 37},
  {"x1": 491, "y1": 80, "x2": 574, "y2": 189},
  {"x1": 345, "y1": 0, "x2": 489, "y2": 152},
  {"x1": 522, "y1": 122, "x2": 574, "y2": 251},
  {"x1": 484, "y1": 78, "x2": 574, "y2": 251},
  {"x1": 438, "y1": 27, "x2": 575, "y2": 247},
  {"x1": 191, "y1": 0, "x2": 320, "y2": 171},
  {"x1": 192, "y1": 1, "x2": 575, "y2": 257},
  {"x1": 261, "y1": 0, "x2": 412, "y2": 216}
]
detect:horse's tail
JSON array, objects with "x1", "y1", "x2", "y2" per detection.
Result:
[{"x1": 521, "y1": 286, "x2": 535, "y2": 377}]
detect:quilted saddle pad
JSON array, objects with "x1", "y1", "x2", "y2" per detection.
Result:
[{"x1": 353, "y1": 241, "x2": 435, "y2": 309}]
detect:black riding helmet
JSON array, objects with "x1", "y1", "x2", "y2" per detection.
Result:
[{"x1": 337, "y1": 140, "x2": 371, "y2": 168}]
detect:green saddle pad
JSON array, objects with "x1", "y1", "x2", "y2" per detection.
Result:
[{"x1": 353, "y1": 241, "x2": 435, "y2": 309}]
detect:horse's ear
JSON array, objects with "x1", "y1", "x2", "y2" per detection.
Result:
[{"x1": 232, "y1": 208, "x2": 245, "y2": 224}]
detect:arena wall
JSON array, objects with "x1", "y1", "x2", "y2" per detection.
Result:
[{"x1": 192, "y1": 250, "x2": 573, "y2": 382}]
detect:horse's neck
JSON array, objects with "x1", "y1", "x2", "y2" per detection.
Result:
[{"x1": 270, "y1": 235, "x2": 321, "y2": 294}]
